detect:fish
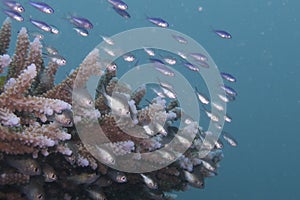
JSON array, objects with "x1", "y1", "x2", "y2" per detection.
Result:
[
  {"x1": 143, "y1": 47, "x2": 155, "y2": 56},
  {"x1": 67, "y1": 173, "x2": 99, "y2": 185},
  {"x1": 100, "y1": 85, "x2": 131, "y2": 117},
  {"x1": 7, "y1": 157, "x2": 41, "y2": 175},
  {"x1": 183, "y1": 61, "x2": 199, "y2": 72},
  {"x1": 107, "y1": 170, "x2": 127, "y2": 183},
  {"x1": 140, "y1": 174, "x2": 158, "y2": 189},
  {"x1": 86, "y1": 189, "x2": 107, "y2": 200},
  {"x1": 45, "y1": 54, "x2": 67, "y2": 66},
  {"x1": 106, "y1": 62, "x2": 117, "y2": 72},
  {"x1": 147, "y1": 17, "x2": 169, "y2": 28},
  {"x1": 220, "y1": 72, "x2": 236, "y2": 82},
  {"x1": 211, "y1": 102, "x2": 224, "y2": 111},
  {"x1": 29, "y1": 1, "x2": 54, "y2": 14},
  {"x1": 108, "y1": 0, "x2": 128, "y2": 10},
  {"x1": 22, "y1": 178, "x2": 45, "y2": 200},
  {"x1": 177, "y1": 51, "x2": 187, "y2": 59},
  {"x1": 95, "y1": 145, "x2": 115, "y2": 165},
  {"x1": 44, "y1": 46, "x2": 59, "y2": 55},
  {"x1": 189, "y1": 52, "x2": 208, "y2": 62},
  {"x1": 202, "y1": 108, "x2": 219, "y2": 122},
  {"x1": 73, "y1": 27, "x2": 89, "y2": 37},
  {"x1": 100, "y1": 35, "x2": 114, "y2": 45},
  {"x1": 212, "y1": 28, "x2": 232, "y2": 39},
  {"x1": 222, "y1": 131, "x2": 238, "y2": 147},
  {"x1": 123, "y1": 53, "x2": 135, "y2": 62},
  {"x1": 224, "y1": 114, "x2": 232, "y2": 123},
  {"x1": 195, "y1": 87, "x2": 210, "y2": 105},
  {"x1": 49, "y1": 25, "x2": 59, "y2": 34},
  {"x1": 53, "y1": 109, "x2": 73, "y2": 127},
  {"x1": 42, "y1": 164, "x2": 57, "y2": 182},
  {"x1": 218, "y1": 94, "x2": 230, "y2": 103},
  {"x1": 161, "y1": 56, "x2": 176, "y2": 65},
  {"x1": 183, "y1": 170, "x2": 204, "y2": 189},
  {"x1": 67, "y1": 15, "x2": 93, "y2": 29},
  {"x1": 153, "y1": 64, "x2": 175, "y2": 77},
  {"x1": 201, "y1": 159, "x2": 216, "y2": 171},
  {"x1": 30, "y1": 18, "x2": 52, "y2": 32},
  {"x1": 2, "y1": 0, "x2": 25, "y2": 13},
  {"x1": 215, "y1": 139, "x2": 224, "y2": 149},
  {"x1": 151, "y1": 87, "x2": 166, "y2": 98},
  {"x1": 71, "y1": 88, "x2": 94, "y2": 108},
  {"x1": 2, "y1": 9, "x2": 23, "y2": 22},
  {"x1": 220, "y1": 85, "x2": 238, "y2": 97},
  {"x1": 112, "y1": 5, "x2": 131, "y2": 18},
  {"x1": 172, "y1": 34, "x2": 188, "y2": 44}
]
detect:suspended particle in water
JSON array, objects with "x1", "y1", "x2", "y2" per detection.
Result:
[{"x1": 198, "y1": 6, "x2": 203, "y2": 12}]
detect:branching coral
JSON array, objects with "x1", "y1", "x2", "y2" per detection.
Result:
[{"x1": 0, "y1": 19, "x2": 231, "y2": 200}]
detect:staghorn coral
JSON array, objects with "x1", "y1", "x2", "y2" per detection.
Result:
[
  {"x1": 0, "y1": 20, "x2": 235, "y2": 200},
  {"x1": 0, "y1": 18, "x2": 11, "y2": 55}
]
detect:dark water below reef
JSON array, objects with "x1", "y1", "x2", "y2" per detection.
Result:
[{"x1": 0, "y1": 0, "x2": 300, "y2": 200}]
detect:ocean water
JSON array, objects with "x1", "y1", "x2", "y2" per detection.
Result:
[{"x1": 1, "y1": 0, "x2": 300, "y2": 199}]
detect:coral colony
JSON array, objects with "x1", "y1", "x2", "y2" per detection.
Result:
[{"x1": 0, "y1": 18, "x2": 233, "y2": 200}]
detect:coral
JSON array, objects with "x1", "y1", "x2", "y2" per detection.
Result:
[
  {"x1": 0, "y1": 18, "x2": 11, "y2": 55},
  {"x1": 0, "y1": 20, "x2": 235, "y2": 200}
]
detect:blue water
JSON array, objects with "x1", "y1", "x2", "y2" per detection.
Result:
[{"x1": 1, "y1": 0, "x2": 300, "y2": 199}]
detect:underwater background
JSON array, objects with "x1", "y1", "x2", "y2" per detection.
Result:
[{"x1": 0, "y1": 0, "x2": 299, "y2": 199}]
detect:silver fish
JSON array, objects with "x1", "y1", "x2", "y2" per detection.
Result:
[
  {"x1": 147, "y1": 17, "x2": 169, "y2": 28},
  {"x1": 161, "y1": 86, "x2": 176, "y2": 99},
  {"x1": 213, "y1": 29, "x2": 232, "y2": 39},
  {"x1": 42, "y1": 164, "x2": 57, "y2": 182},
  {"x1": 100, "y1": 35, "x2": 114, "y2": 45},
  {"x1": 2, "y1": 9, "x2": 23, "y2": 21},
  {"x1": 183, "y1": 170, "x2": 204, "y2": 189},
  {"x1": 189, "y1": 52, "x2": 208, "y2": 62},
  {"x1": 86, "y1": 189, "x2": 107, "y2": 200},
  {"x1": 73, "y1": 27, "x2": 89, "y2": 37},
  {"x1": 7, "y1": 157, "x2": 41, "y2": 175},
  {"x1": 50, "y1": 24, "x2": 59, "y2": 34},
  {"x1": 67, "y1": 15, "x2": 93, "y2": 29},
  {"x1": 107, "y1": 0, "x2": 128, "y2": 10},
  {"x1": 172, "y1": 34, "x2": 188, "y2": 44},
  {"x1": 44, "y1": 46, "x2": 59, "y2": 55},
  {"x1": 141, "y1": 174, "x2": 158, "y2": 189},
  {"x1": 183, "y1": 62, "x2": 199, "y2": 72},
  {"x1": 29, "y1": 1, "x2": 54, "y2": 14},
  {"x1": 222, "y1": 131, "x2": 238, "y2": 147},
  {"x1": 107, "y1": 170, "x2": 127, "y2": 183},
  {"x1": 30, "y1": 18, "x2": 51, "y2": 32},
  {"x1": 2, "y1": 0, "x2": 25, "y2": 13},
  {"x1": 143, "y1": 47, "x2": 155, "y2": 56},
  {"x1": 95, "y1": 145, "x2": 115, "y2": 165},
  {"x1": 67, "y1": 173, "x2": 99, "y2": 185},
  {"x1": 221, "y1": 72, "x2": 236, "y2": 82},
  {"x1": 220, "y1": 85, "x2": 237, "y2": 97},
  {"x1": 195, "y1": 87, "x2": 209, "y2": 105},
  {"x1": 162, "y1": 56, "x2": 176, "y2": 65},
  {"x1": 53, "y1": 109, "x2": 73, "y2": 127},
  {"x1": 101, "y1": 86, "x2": 130, "y2": 117},
  {"x1": 45, "y1": 54, "x2": 66, "y2": 66},
  {"x1": 22, "y1": 178, "x2": 45, "y2": 200},
  {"x1": 123, "y1": 53, "x2": 135, "y2": 62},
  {"x1": 154, "y1": 64, "x2": 175, "y2": 77}
]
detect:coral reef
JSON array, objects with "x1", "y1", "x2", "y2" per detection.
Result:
[{"x1": 0, "y1": 19, "x2": 229, "y2": 200}]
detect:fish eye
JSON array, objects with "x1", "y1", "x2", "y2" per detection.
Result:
[
  {"x1": 121, "y1": 176, "x2": 127, "y2": 182},
  {"x1": 37, "y1": 194, "x2": 43, "y2": 199}
]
